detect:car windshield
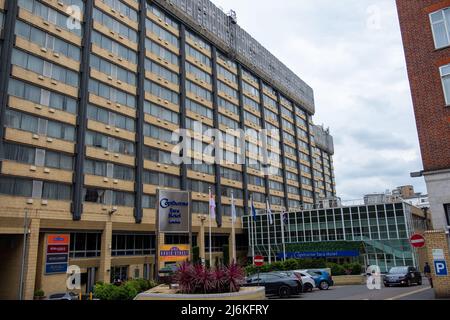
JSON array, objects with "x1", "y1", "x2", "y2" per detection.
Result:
[
  {"x1": 50, "y1": 293, "x2": 65, "y2": 299},
  {"x1": 389, "y1": 267, "x2": 408, "y2": 274}
]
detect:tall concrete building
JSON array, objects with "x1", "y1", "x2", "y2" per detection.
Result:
[
  {"x1": 397, "y1": 0, "x2": 450, "y2": 231},
  {"x1": 0, "y1": 0, "x2": 335, "y2": 299}
]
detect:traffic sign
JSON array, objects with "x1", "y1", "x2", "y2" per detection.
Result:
[
  {"x1": 254, "y1": 255, "x2": 264, "y2": 267},
  {"x1": 410, "y1": 234, "x2": 426, "y2": 248},
  {"x1": 434, "y1": 260, "x2": 448, "y2": 276}
]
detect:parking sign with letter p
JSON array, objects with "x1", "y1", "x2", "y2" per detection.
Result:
[{"x1": 434, "y1": 260, "x2": 448, "y2": 276}]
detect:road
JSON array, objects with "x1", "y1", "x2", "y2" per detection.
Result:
[{"x1": 274, "y1": 278, "x2": 446, "y2": 300}]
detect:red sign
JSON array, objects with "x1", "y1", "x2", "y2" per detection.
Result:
[
  {"x1": 47, "y1": 234, "x2": 70, "y2": 245},
  {"x1": 410, "y1": 234, "x2": 426, "y2": 248},
  {"x1": 254, "y1": 255, "x2": 264, "y2": 267},
  {"x1": 47, "y1": 245, "x2": 69, "y2": 254}
]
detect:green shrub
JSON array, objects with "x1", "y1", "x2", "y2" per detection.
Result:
[
  {"x1": 283, "y1": 259, "x2": 299, "y2": 271},
  {"x1": 93, "y1": 279, "x2": 156, "y2": 300},
  {"x1": 34, "y1": 289, "x2": 45, "y2": 297},
  {"x1": 351, "y1": 263, "x2": 362, "y2": 275},
  {"x1": 326, "y1": 263, "x2": 346, "y2": 276}
]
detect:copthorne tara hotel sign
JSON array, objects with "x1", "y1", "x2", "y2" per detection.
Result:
[{"x1": 157, "y1": 189, "x2": 190, "y2": 234}]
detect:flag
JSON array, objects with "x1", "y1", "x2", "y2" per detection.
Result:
[
  {"x1": 282, "y1": 212, "x2": 288, "y2": 228},
  {"x1": 266, "y1": 199, "x2": 273, "y2": 225},
  {"x1": 209, "y1": 189, "x2": 216, "y2": 220},
  {"x1": 251, "y1": 196, "x2": 257, "y2": 220},
  {"x1": 231, "y1": 192, "x2": 237, "y2": 224}
]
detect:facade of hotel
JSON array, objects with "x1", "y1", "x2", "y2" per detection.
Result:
[
  {"x1": 397, "y1": 0, "x2": 450, "y2": 232},
  {"x1": 0, "y1": 0, "x2": 335, "y2": 299}
]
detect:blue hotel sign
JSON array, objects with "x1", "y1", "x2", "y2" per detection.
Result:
[
  {"x1": 277, "y1": 250, "x2": 360, "y2": 260},
  {"x1": 157, "y1": 190, "x2": 190, "y2": 234}
]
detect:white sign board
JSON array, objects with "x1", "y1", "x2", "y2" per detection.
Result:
[{"x1": 432, "y1": 249, "x2": 445, "y2": 261}]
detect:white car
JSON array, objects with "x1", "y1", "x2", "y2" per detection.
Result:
[{"x1": 292, "y1": 270, "x2": 316, "y2": 292}]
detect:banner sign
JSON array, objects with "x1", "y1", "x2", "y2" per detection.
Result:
[
  {"x1": 277, "y1": 250, "x2": 360, "y2": 259},
  {"x1": 45, "y1": 234, "x2": 70, "y2": 275},
  {"x1": 157, "y1": 190, "x2": 190, "y2": 234},
  {"x1": 159, "y1": 245, "x2": 190, "y2": 262}
]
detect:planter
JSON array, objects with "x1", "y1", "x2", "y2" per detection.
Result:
[
  {"x1": 134, "y1": 285, "x2": 266, "y2": 300},
  {"x1": 33, "y1": 296, "x2": 46, "y2": 300},
  {"x1": 332, "y1": 275, "x2": 365, "y2": 286}
]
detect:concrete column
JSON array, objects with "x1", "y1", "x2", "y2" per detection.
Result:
[
  {"x1": 424, "y1": 230, "x2": 450, "y2": 298},
  {"x1": 98, "y1": 221, "x2": 112, "y2": 283},
  {"x1": 23, "y1": 218, "x2": 40, "y2": 300},
  {"x1": 198, "y1": 216, "x2": 206, "y2": 264},
  {"x1": 157, "y1": 233, "x2": 165, "y2": 270}
]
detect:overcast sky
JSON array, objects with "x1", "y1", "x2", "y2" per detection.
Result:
[{"x1": 211, "y1": 0, "x2": 427, "y2": 200}]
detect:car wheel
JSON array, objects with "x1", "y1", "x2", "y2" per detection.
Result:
[
  {"x1": 384, "y1": 283, "x2": 390, "y2": 287},
  {"x1": 279, "y1": 286, "x2": 291, "y2": 298},
  {"x1": 303, "y1": 283, "x2": 314, "y2": 293},
  {"x1": 319, "y1": 281, "x2": 329, "y2": 290},
  {"x1": 406, "y1": 280, "x2": 411, "y2": 287}
]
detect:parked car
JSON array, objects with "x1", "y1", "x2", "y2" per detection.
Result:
[
  {"x1": 244, "y1": 272, "x2": 303, "y2": 298},
  {"x1": 46, "y1": 292, "x2": 79, "y2": 300},
  {"x1": 383, "y1": 266, "x2": 422, "y2": 287},
  {"x1": 291, "y1": 270, "x2": 317, "y2": 292},
  {"x1": 301, "y1": 269, "x2": 334, "y2": 290}
]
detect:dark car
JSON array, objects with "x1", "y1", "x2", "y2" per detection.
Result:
[
  {"x1": 383, "y1": 266, "x2": 422, "y2": 287},
  {"x1": 243, "y1": 272, "x2": 303, "y2": 298}
]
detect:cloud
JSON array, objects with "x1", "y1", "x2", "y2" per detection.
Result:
[{"x1": 211, "y1": 0, "x2": 427, "y2": 199}]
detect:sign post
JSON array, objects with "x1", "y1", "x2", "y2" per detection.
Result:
[
  {"x1": 254, "y1": 255, "x2": 264, "y2": 286},
  {"x1": 155, "y1": 189, "x2": 191, "y2": 280}
]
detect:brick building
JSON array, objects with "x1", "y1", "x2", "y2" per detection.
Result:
[{"x1": 396, "y1": 0, "x2": 450, "y2": 231}]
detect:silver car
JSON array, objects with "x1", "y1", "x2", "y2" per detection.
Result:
[{"x1": 47, "y1": 292, "x2": 79, "y2": 300}]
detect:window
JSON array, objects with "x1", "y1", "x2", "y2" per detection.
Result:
[
  {"x1": 146, "y1": 19, "x2": 179, "y2": 48},
  {"x1": 185, "y1": 44, "x2": 211, "y2": 68},
  {"x1": 143, "y1": 101, "x2": 179, "y2": 124},
  {"x1": 186, "y1": 99, "x2": 213, "y2": 119},
  {"x1": 102, "y1": 0, "x2": 138, "y2": 21},
  {"x1": 12, "y1": 49, "x2": 79, "y2": 87},
  {"x1": 3, "y1": 143, "x2": 35, "y2": 165},
  {"x1": 146, "y1": 38, "x2": 179, "y2": 66},
  {"x1": 144, "y1": 124, "x2": 175, "y2": 143},
  {"x1": 85, "y1": 130, "x2": 135, "y2": 155},
  {"x1": 145, "y1": 59, "x2": 179, "y2": 84},
  {"x1": 15, "y1": 20, "x2": 81, "y2": 61},
  {"x1": 430, "y1": 8, "x2": 450, "y2": 49},
  {"x1": 87, "y1": 104, "x2": 135, "y2": 131},
  {"x1": 145, "y1": 80, "x2": 179, "y2": 104},
  {"x1": 5, "y1": 109, "x2": 75, "y2": 141},
  {"x1": 42, "y1": 182, "x2": 71, "y2": 200},
  {"x1": 92, "y1": 31, "x2": 137, "y2": 64},
  {"x1": 445, "y1": 203, "x2": 450, "y2": 226},
  {"x1": 186, "y1": 62, "x2": 211, "y2": 84},
  {"x1": 89, "y1": 79, "x2": 136, "y2": 108},
  {"x1": 90, "y1": 54, "x2": 136, "y2": 86},
  {"x1": 440, "y1": 64, "x2": 450, "y2": 105},
  {"x1": 93, "y1": 8, "x2": 137, "y2": 42},
  {"x1": 0, "y1": 176, "x2": 33, "y2": 197},
  {"x1": 186, "y1": 81, "x2": 211, "y2": 101},
  {"x1": 18, "y1": 0, "x2": 83, "y2": 36},
  {"x1": 8, "y1": 78, "x2": 78, "y2": 114},
  {"x1": 148, "y1": 4, "x2": 179, "y2": 30},
  {"x1": 143, "y1": 171, "x2": 180, "y2": 189},
  {"x1": 186, "y1": 30, "x2": 210, "y2": 52},
  {"x1": 143, "y1": 146, "x2": 173, "y2": 164}
]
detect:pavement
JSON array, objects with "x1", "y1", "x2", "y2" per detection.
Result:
[{"x1": 273, "y1": 278, "x2": 449, "y2": 300}]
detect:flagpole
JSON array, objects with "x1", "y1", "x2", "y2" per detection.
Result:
[
  {"x1": 250, "y1": 196, "x2": 255, "y2": 259},
  {"x1": 280, "y1": 211, "x2": 286, "y2": 262},
  {"x1": 231, "y1": 190, "x2": 236, "y2": 263},
  {"x1": 266, "y1": 198, "x2": 272, "y2": 264},
  {"x1": 209, "y1": 187, "x2": 212, "y2": 267}
]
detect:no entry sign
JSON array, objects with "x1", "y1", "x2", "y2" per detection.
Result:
[
  {"x1": 410, "y1": 234, "x2": 426, "y2": 248},
  {"x1": 254, "y1": 255, "x2": 264, "y2": 267}
]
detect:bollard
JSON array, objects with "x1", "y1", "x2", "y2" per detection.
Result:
[
  {"x1": 89, "y1": 292, "x2": 93, "y2": 300},
  {"x1": 79, "y1": 292, "x2": 82, "y2": 300}
]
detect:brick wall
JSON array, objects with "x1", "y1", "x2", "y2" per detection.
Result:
[
  {"x1": 396, "y1": 0, "x2": 450, "y2": 172},
  {"x1": 424, "y1": 230, "x2": 450, "y2": 298}
]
